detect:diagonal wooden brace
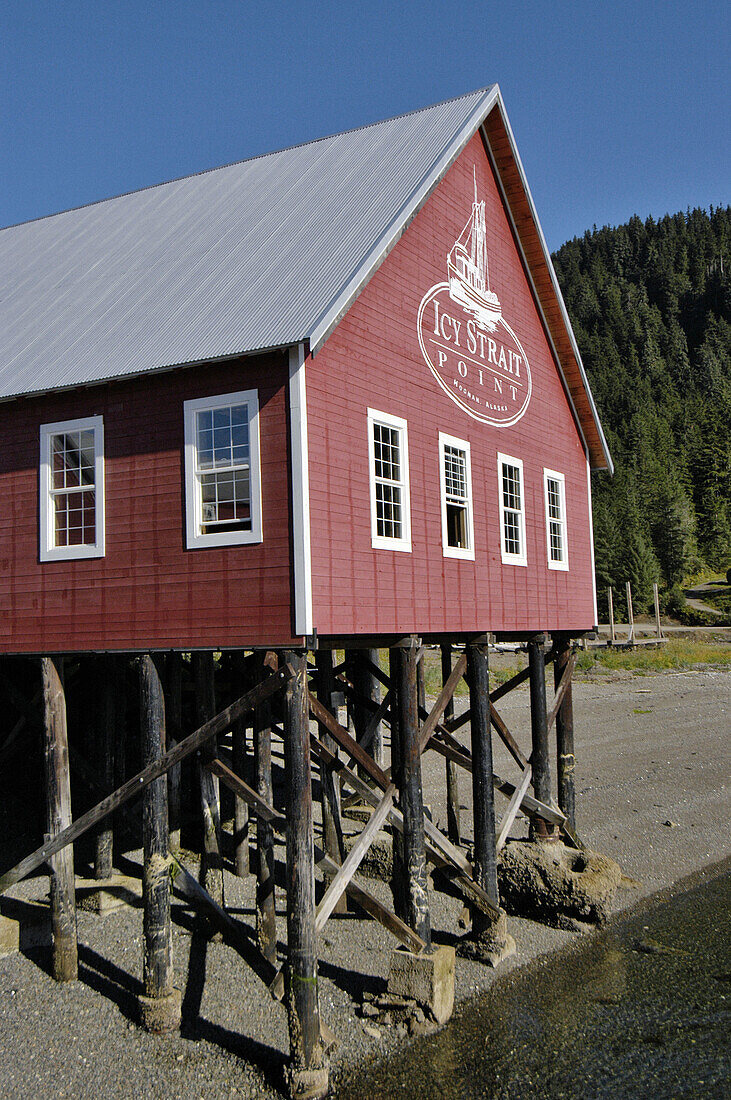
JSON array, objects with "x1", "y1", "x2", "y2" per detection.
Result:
[
  {"x1": 0, "y1": 665, "x2": 293, "y2": 896},
  {"x1": 547, "y1": 652, "x2": 577, "y2": 732}
]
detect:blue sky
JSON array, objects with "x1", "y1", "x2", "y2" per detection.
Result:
[{"x1": 1, "y1": 1, "x2": 728, "y2": 251}]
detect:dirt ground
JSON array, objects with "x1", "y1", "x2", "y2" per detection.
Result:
[{"x1": 0, "y1": 664, "x2": 728, "y2": 1099}]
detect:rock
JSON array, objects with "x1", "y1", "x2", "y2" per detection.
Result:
[
  {"x1": 498, "y1": 840, "x2": 622, "y2": 926},
  {"x1": 362, "y1": 1024, "x2": 381, "y2": 1040},
  {"x1": 360, "y1": 1002, "x2": 379, "y2": 1018}
]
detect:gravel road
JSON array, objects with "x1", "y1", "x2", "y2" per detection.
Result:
[{"x1": 0, "y1": 666, "x2": 728, "y2": 1099}]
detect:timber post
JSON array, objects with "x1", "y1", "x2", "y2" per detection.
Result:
[
  {"x1": 255, "y1": 651, "x2": 277, "y2": 962},
  {"x1": 553, "y1": 636, "x2": 576, "y2": 830},
  {"x1": 138, "y1": 654, "x2": 181, "y2": 1033},
  {"x1": 388, "y1": 647, "x2": 405, "y2": 922},
  {"x1": 467, "y1": 641, "x2": 499, "y2": 920},
  {"x1": 193, "y1": 651, "x2": 224, "y2": 908},
  {"x1": 41, "y1": 656, "x2": 78, "y2": 982},
  {"x1": 282, "y1": 649, "x2": 328, "y2": 1099},
  {"x1": 94, "y1": 656, "x2": 116, "y2": 880},
  {"x1": 166, "y1": 653, "x2": 183, "y2": 853},
  {"x1": 315, "y1": 649, "x2": 346, "y2": 914},
  {"x1": 528, "y1": 635, "x2": 556, "y2": 841},
  {"x1": 352, "y1": 649, "x2": 384, "y2": 768},
  {"x1": 441, "y1": 644, "x2": 461, "y2": 845},
  {"x1": 392, "y1": 638, "x2": 431, "y2": 947},
  {"x1": 231, "y1": 651, "x2": 250, "y2": 878}
]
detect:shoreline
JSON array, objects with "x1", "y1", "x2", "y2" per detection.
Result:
[
  {"x1": 335, "y1": 854, "x2": 731, "y2": 1097},
  {"x1": 0, "y1": 666, "x2": 728, "y2": 1098}
]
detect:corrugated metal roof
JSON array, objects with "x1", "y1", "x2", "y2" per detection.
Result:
[{"x1": 0, "y1": 87, "x2": 496, "y2": 401}]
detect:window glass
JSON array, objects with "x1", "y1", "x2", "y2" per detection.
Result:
[
  {"x1": 544, "y1": 469, "x2": 569, "y2": 570},
  {"x1": 40, "y1": 416, "x2": 105, "y2": 561},
  {"x1": 368, "y1": 410, "x2": 411, "y2": 552},
  {"x1": 184, "y1": 390, "x2": 262, "y2": 549},
  {"x1": 440, "y1": 434, "x2": 474, "y2": 559},
  {"x1": 498, "y1": 454, "x2": 527, "y2": 566}
]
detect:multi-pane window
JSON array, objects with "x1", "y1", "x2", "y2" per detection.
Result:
[
  {"x1": 368, "y1": 409, "x2": 411, "y2": 551},
  {"x1": 439, "y1": 433, "x2": 474, "y2": 559},
  {"x1": 498, "y1": 453, "x2": 527, "y2": 565},
  {"x1": 544, "y1": 469, "x2": 569, "y2": 570},
  {"x1": 184, "y1": 390, "x2": 262, "y2": 549},
  {"x1": 40, "y1": 416, "x2": 105, "y2": 561}
]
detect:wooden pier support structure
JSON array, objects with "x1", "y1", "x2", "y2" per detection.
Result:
[
  {"x1": 467, "y1": 641, "x2": 499, "y2": 925},
  {"x1": 442, "y1": 644, "x2": 461, "y2": 845},
  {"x1": 138, "y1": 654, "x2": 181, "y2": 1033},
  {"x1": 553, "y1": 636, "x2": 576, "y2": 830},
  {"x1": 193, "y1": 651, "x2": 224, "y2": 908},
  {"x1": 282, "y1": 649, "x2": 328, "y2": 1099},
  {"x1": 255, "y1": 652, "x2": 277, "y2": 963},
  {"x1": 41, "y1": 656, "x2": 78, "y2": 982},
  {"x1": 392, "y1": 639, "x2": 431, "y2": 947},
  {"x1": 528, "y1": 636, "x2": 556, "y2": 841},
  {"x1": 94, "y1": 656, "x2": 116, "y2": 881}
]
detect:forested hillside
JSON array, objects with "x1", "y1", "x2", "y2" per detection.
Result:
[{"x1": 552, "y1": 206, "x2": 731, "y2": 615}]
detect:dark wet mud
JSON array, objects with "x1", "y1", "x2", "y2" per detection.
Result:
[{"x1": 336, "y1": 861, "x2": 730, "y2": 1099}]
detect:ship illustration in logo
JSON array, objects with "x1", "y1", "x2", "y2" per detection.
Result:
[{"x1": 447, "y1": 171, "x2": 502, "y2": 332}]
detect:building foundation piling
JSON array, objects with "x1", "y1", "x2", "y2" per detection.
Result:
[
  {"x1": 41, "y1": 655, "x2": 78, "y2": 982},
  {"x1": 528, "y1": 635, "x2": 556, "y2": 842},
  {"x1": 138, "y1": 654, "x2": 181, "y2": 1033},
  {"x1": 282, "y1": 649, "x2": 328, "y2": 1100}
]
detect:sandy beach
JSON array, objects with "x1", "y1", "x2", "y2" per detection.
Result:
[{"x1": 0, "y1": 664, "x2": 728, "y2": 1099}]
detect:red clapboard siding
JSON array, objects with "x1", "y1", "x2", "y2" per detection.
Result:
[
  {"x1": 307, "y1": 130, "x2": 596, "y2": 636},
  {"x1": 0, "y1": 353, "x2": 299, "y2": 652}
]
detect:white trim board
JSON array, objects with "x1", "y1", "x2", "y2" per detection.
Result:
[{"x1": 289, "y1": 343, "x2": 314, "y2": 636}]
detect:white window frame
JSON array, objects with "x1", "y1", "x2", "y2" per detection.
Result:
[
  {"x1": 543, "y1": 468, "x2": 569, "y2": 571},
  {"x1": 439, "y1": 432, "x2": 475, "y2": 561},
  {"x1": 367, "y1": 408, "x2": 412, "y2": 552},
  {"x1": 497, "y1": 452, "x2": 527, "y2": 567},
  {"x1": 184, "y1": 389, "x2": 262, "y2": 550},
  {"x1": 40, "y1": 415, "x2": 105, "y2": 562}
]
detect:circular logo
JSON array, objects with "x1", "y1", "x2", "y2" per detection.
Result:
[{"x1": 417, "y1": 282, "x2": 532, "y2": 427}]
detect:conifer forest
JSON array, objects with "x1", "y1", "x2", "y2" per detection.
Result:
[{"x1": 552, "y1": 206, "x2": 731, "y2": 617}]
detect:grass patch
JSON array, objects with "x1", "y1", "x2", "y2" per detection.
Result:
[{"x1": 575, "y1": 638, "x2": 731, "y2": 675}]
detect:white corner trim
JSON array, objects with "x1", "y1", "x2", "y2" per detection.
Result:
[
  {"x1": 586, "y1": 456, "x2": 598, "y2": 626},
  {"x1": 289, "y1": 343, "x2": 314, "y2": 636},
  {"x1": 39, "y1": 414, "x2": 105, "y2": 562}
]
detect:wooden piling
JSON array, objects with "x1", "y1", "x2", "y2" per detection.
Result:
[
  {"x1": 166, "y1": 653, "x2": 183, "y2": 853},
  {"x1": 193, "y1": 651, "x2": 224, "y2": 907},
  {"x1": 553, "y1": 636, "x2": 576, "y2": 830},
  {"x1": 392, "y1": 640, "x2": 431, "y2": 946},
  {"x1": 315, "y1": 649, "x2": 346, "y2": 914},
  {"x1": 255, "y1": 652, "x2": 277, "y2": 963},
  {"x1": 94, "y1": 656, "x2": 116, "y2": 880},
  {"x1": 41, "y1": 656, "x2": 78, "y2": 982},
  {"x1": 351, "y1": 649, "x2": 384, "y2": 768},
  {"x1": 528, "y1": 636, "x2": 555, "y2": 841},
  {"x1": 282, "y1": 649, "x2": 327, "y2": 1097},
  {"x1": 231, "y1": 651, "x2": 250, "y2": 878},
  {"x1": 467, "y1": 641, "x2": 499, "y2": 924},
  {"x1": 138, "y1": 654, "x2": 180, "y2": 1033},
  {"x1": 441, "y1": 644, "x2": 461, "y2": 845},
  {"x1": 388, "y1": 647, "x2": 406, "y2": 922}
]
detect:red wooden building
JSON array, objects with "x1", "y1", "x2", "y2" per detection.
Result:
[
  {"x1": 0, "y1": 88, "x2": 613, "y2": 1097},
  {"x1": 0, "y1": 86, "x2": 610, "y2": 655}
]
